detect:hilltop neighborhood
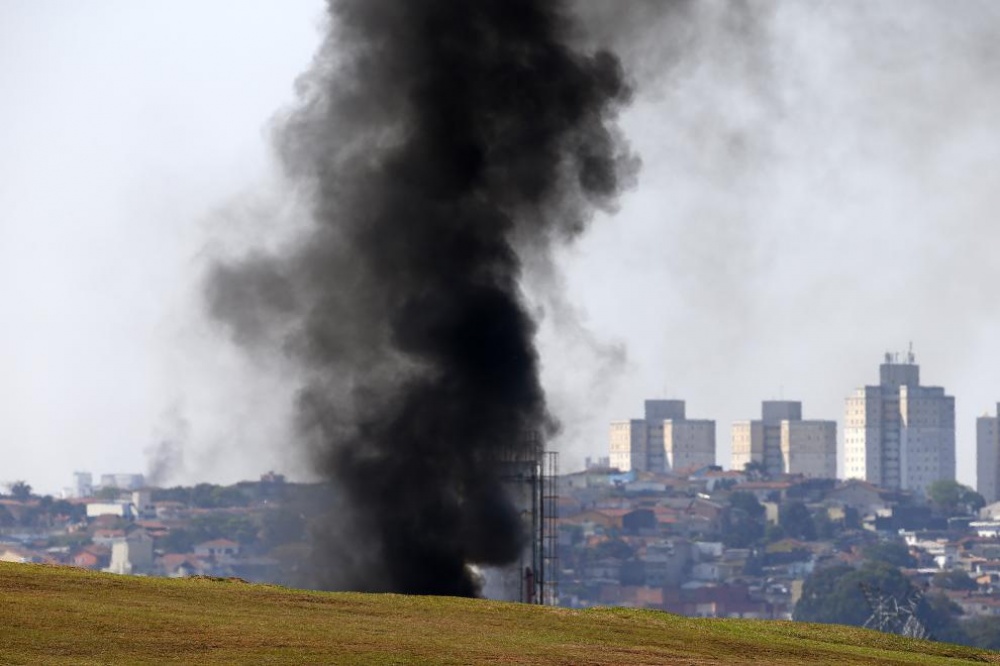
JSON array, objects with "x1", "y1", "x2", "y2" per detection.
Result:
[{"x1": 4, "y1": 463, "x2": 1000, "y2": 645}]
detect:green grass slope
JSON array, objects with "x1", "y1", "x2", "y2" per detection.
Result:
[{"x1": 0, "y1": 562, "x2": 996, "y2": 665}]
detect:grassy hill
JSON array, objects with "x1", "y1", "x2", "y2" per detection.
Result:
[{"x1": 1, "y1": 562, "x2": 997, "y2": 664}]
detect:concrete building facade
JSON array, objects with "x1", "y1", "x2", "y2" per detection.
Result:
[
  {"x1": 781, "y1": 420, "x2": 837, "y2": 479},
  {"x1": 610, "y1": 400, "x2": 715, "y2": 474},
  {"x1": 978, "y1": 404, "x2": 1000, "y2": 504},
  {"x1": 731, "y1": 401, "x2": 836, "y2": 478},
  {"x1": 664, "y1": 420, "x2": 717, "y2": 472},
  {"x1": 843, "y1": 352, "x2": 955, "y2": 496},
  {"x1": 610, "y1": 419, "x2": 649, "y2": 473}
]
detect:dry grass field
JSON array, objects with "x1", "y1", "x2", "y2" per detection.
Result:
[{"x1": 1, "y1": 562, "x2": 998, "y2": 664}]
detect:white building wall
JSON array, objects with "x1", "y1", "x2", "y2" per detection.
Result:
[
  {"x1": 900, "y1": 385, "x2": 955, "y2": 496},
  {"x1": 612, "y1": 401, "x2": 713, "y2": 475},
  {"x1": 86, "y1": 502, "x2": 134, "y2": 519},
  {"x1": 782, "y1": 420, "x2": 836, "y2": 478},
  {"x1": 610, "y1": 420, "x2": 647, "y2": 472},
  {"x1": 664, "y1": 420, "x2": 716, "y2": 472},
  {"x1": 843, "y1": 359, "x2": 954, "y2": 494},
  {"x1": 731, "y1": 421, "x2": 763, "y2": 472},
  {"x1": 647, "y1": 422, "x2": 665, "y2": 473}
]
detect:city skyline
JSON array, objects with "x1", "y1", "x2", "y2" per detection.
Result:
[{"x1": 609, "y1": 351, "x2": 996, "y2": 496}]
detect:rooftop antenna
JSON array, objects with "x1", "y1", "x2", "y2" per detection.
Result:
[{"x1": 907, "y1": 341, "x2": 915, "y2": 364}]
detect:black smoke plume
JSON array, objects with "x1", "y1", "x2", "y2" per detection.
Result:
[{"x1": 207, "y1": 0, "x2": 635, "y2": 596}]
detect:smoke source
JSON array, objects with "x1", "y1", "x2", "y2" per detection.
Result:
[{"x1": 207, "y1": 0, "x2": 635, "y2": 596}]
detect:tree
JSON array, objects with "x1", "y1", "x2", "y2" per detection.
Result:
[
  {"x1": 793, "y1": 564, "x2": 863, "y2": 625},
  {"x1": 728, "y1": 491, "x2": 765, "y2": 517},
  {"x1": 260, "y1": 508, "x2": 307, "y2": 549},
  {"x1": 921, "y1": 591, "x2": 966, "y2": 644},
  {"x1": 589, "y1": 538, "x2": 634, "y2": 561},
  {"x1": 842, "y1": 506, "x2": 862, "y2": 530},
  {"x1": 814, "y1": 509, "x2": 838, "y2": 540},
  {"x1": 723, "y1": 491, "x2": 766, "y2": 548},
  {"x1": 189, "y1": 483, "x2": 251, "y2": 509},
  {"x1": 764, "y1": 523, "x2": 786, "y2": 542},
  {"x1": 794, "y1": 561, "x2": 914, "y2": 627},
  {"x1": 962, "y1": 617, "x2": 1000, "y2": 650},
  {"x1": 779, "y1": 501, "x2": 817, "y2": 541},
  {"x1": 188, "y1": 514, "x2": 259, "y2": 545},
  {"x1": 8, "y1": 481, "x2": 32, "y2": 501},
  {"x1": 158, "y1": 527, "x2": 195, "y2": 554},
  {"x1": 927, "y1": 480, "x2": 985, "y2": 516},
  {"x1": 95, "y1": 486, "x2": 122, "y2": 501},
  {"x1": 862, "y1": 540, "x2": 917, "y2": 568},
  {"x1": 48, "y1": 499, "x2": 86, "y2": 523},
  {"x1": 794, "y1": 560, "x2": 964, "y2": 642},
  {"x1": 932, "y1": 569, "x2": 977, "y2": 591}
]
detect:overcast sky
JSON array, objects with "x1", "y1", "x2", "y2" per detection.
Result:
[{"x1": 3, "y1": 1, "x2": 1000, "y2": 494}]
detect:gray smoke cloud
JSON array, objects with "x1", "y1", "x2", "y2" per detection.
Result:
[
  {"x1": 145, "y1": 405, "x2": 189, "y2": 488},
  {"x1": 206, "y1": 0, "x2": 636, "y2": 595}
]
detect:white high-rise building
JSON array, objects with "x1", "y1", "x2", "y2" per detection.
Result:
[
  {"x1": 609, "y1": 400, "x2": 715, "y2": 473},
  {"x1": 73, "y1": 472, "x2": 93, "y2": 498},
  {"x1": 99, "y1": 473, "x2": 146, "y2": 491},
  {"x1": 977, "y1": 404, "x2": 1000, "y2": 504},
  {"x1": 610, "y1": 419, "x2": 650, "y2": 473},
  {"x1": 843, "y1": 351, "x2": 955, "y2": 495},
  {"x1": 731, "y1": 401, "x2": 836, "y2": 478}
]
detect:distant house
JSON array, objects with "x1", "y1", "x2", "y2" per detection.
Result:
[
  {"x1": 158, "y1": 554, "x2": 211, "y2": 578},
  {"x1": 583, "y1": 557, "x2": 622, "y2": 583},
  {"x1": 86, "y1": 501, "x2": 135, "y2": 520},
  {"x1": 154, "y1": 501, "x2": 188, "y2": 521},
  {"x1": 972, "y1": 521, "x2": 1000, "y2": 539},
  {"x1": 643, "y1": 539, "x2": 694, "y2": 586},
  {"x1": 134, "y1": 520, "x2": 170, "y2": 540},
  {"x1": 730, "y1": 481, "x2": 794, "y2": 503},
  {"x1": 92, "y1": 529, "x2": 126, "y2": 547},
  {"x1": 824, "y1": 480, "x2": 891, "y2": 517},
  {"x1": 662, "y1": 583, "x2": 772, "y2": 619},
  {"x1": 981, "y1": 501, "x2": 1000, "y2": 521},
  {"x1": 72, "y1": 545, "x2": 111, "y2": 570},
  {"x1": 622, "y1": 509, "x2": 657, "y2": 534},
  {"x1": 693, "y1": 469, "x2": 747, "y2": 492},
  {"x1": 0, "y1": 548, "x2": 46, "y2": 564},
  {"x1": 597, "y1": 584, "x2": 664, "y2": 608},
  {"x1": 561, "y1": 510, "x2": 624, "y2": 533},
  {"x1": 194, "y1": 539, "x2": 241, "y2": 561},
  {"x1": 946, "y1": 592, "x2": 1000, "y2": 618}
]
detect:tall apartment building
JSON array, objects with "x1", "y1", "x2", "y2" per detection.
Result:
[
  {"x1": 843, "y1": 351, "x2": 955, "y2": 495},
  {"x1": 977, "y1": 404, "x2": 1000, "y2": 504},
  {"x1": 731, "y1": 401, "x2": 836, "y2": 478},
  {"x1": 610, "y1": 399, "x2": 715, "y2": 473}
]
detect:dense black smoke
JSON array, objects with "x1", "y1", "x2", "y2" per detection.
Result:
[{"x1": 207, "y1": 0, "x2": 635, "y2": 596}]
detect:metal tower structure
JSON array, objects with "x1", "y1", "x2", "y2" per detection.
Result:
[
  {"x1": 860, "y1": 584, "x2": 929, "y2": 640},
  {"x1": 493, "y1": 433, "x2": 559, "y2": 605}
]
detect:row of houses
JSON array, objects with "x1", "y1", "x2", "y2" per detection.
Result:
[
  {"x1": 0, "y1": 531, "x2": 248, "y2": 577},
  {"x1": 555, "y1": 466, "x2": 1000, "y2": 620}
]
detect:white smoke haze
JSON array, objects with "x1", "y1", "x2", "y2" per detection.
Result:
[{"x1": 2, "y1": 1, "x2": 1000, "y2": 491}]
